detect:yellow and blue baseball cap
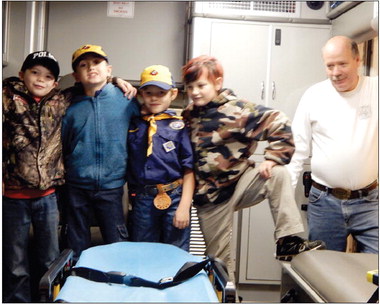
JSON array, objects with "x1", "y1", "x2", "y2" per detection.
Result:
[
  {"x1": 71, "y1": 44, "x2": 108, "y2": 70},
  {"x1": 140, "y1": 65, "x2": 174, "y2": 90}
]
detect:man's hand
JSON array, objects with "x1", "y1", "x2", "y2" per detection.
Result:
[{"x1": 258, "y1": 160, "x2": 278, "y2": 179}]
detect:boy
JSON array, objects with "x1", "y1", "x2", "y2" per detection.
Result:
[
  {"x1": 2, "y1": 50, "x2": 136, "y2": 302},
  {"x1": 127, "y1": 65, "x2": 195, "y2": 251},
  {"x1": 2, "y1": 51, "x2": 64, "y2": 302},
  {"x1": 181, "y1": 55, "x2": 325, "y2": 279},
  {"x1": 61, "y1": 45, "x2": 140, "y2": 260}
]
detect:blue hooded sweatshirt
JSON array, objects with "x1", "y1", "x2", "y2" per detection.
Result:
[{"x1": 62, "y1": 83, "x2": 140, "y2": 190}]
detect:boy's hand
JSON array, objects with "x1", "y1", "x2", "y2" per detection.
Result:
[
  {"x1": 259, "y1": 160, "x2": 278, "y2": 179},
  {"x1": 114, "y1": 77, "x2": 137, "y2": 99},
  {"x1": 173, "y1": 205, "x2": 190, "y2": 229}
]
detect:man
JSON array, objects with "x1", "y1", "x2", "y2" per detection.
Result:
[{"x1": 287, "y1": 36, "x2": 378, "y2": 253}]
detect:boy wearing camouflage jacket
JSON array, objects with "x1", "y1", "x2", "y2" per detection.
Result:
[
  {"x1": 2, "y1": 51, "x2": 66, "y2": 303},
  {"x1": 182, "y1": 55, "x2": 325, "y2": 280}
]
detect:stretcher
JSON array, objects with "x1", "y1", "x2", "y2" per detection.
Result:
[
  {"x1": 280, "y1": 250, "x2": 378, "y2": 303},
  {"x1": 39, "y1": 242, "x2": 236, "y2": 302}
]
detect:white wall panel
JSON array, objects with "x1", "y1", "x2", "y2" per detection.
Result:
[{"x1": 46, "y1": 1, "x2": 187, "y2": 82}]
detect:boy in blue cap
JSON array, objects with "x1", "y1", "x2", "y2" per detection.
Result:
[
  {"x1": 127, "y1": 65, "x2": 195, "y2": 251},
  {"x1": 61, "y1": 45, "x2": 140, "y2": 260}
]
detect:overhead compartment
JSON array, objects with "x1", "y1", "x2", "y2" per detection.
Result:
[
  {"x1": 326, "y1": 1, "x2": 361, "y2": 19},
  {"x1": 192, "y1": 1, "x2": 330, "y2": 24},
  {"x1": 329, "y1": 1, "x2": 378, "y2": 42}
]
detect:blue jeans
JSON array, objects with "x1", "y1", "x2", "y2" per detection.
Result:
[
  {"x1": 65, "y1": 185, "x2": 128, "y2": 260},
  {"x1": 2, "y1": 194, "x2": 60, "y2": 303},
  {"x1": 130, "y1": 186, "x2": 190, "y2": 251},
  {"x1": 308, "y1": 186, "x2": 379, "y2": 253}
]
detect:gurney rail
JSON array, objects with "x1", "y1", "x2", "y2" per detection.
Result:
[
  {"x1": 39, "y1": 249, "x2": 74, "y2": 302},
  {"x1": 206, "y1": 256, "x2": 236, "y2": 303}
]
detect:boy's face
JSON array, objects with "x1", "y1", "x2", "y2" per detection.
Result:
[
  {"x1": 140, "y1": 85, "x2": 178, "y2": 114},
  {"x1": 19, "y1": 65, "x2": 58, "y2": 98},
  {"x1": 185, "y1": 71, "x2": 222, "y2": 107},
  {"x1": 73, "y1": 54, "x2": 112, "y2": 88}
]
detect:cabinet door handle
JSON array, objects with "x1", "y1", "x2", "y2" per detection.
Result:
[
  {"x1": 261, "y1": 81, "x2": 265, "y2": 100},
  {"x1": 272, "y1": 81, "x2": 276, "y2": 100}
]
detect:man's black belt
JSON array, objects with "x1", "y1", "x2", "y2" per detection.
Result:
[
  {"x1": 70, "y1": 255, "x2": 216, "y2": 289},
  {"x1": 312, "y1": 180, "x2": 378, "y2": 200}
]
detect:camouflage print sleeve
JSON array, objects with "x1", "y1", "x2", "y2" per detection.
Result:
[
  {"x1": 2, "y1": 80, "x2": 17, "y2": 179},
  {"x1": 62, "y1": 83, "x2": 83, "y2": 104},
  {"x1": 2, "y1": 85, "x2": 10, "y2": 178},
  {"x1": 243, "y1": 103, "x2": 295, "y2": 165}
]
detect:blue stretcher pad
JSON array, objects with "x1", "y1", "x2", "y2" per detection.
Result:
[{"x1": 56, "y1": 242, "x2": 219, "y2": 302}]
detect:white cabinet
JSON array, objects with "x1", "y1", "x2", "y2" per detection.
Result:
[
  {"x1": 191, "y1": 17, "x2": 331, "y2": 119},
  {"x1": 268, "y1": 24, "x2": 331, "y2": 119},
  {"x1": 192, "y1": 18, "x2": 271, "y2": 110},
  {"x1": 190, "y1": 17, "x2": 331, "y2": 285}
]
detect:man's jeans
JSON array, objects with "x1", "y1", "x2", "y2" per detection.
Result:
[
  {"x1": 130, "y1": 186, "x2": 190, "y2": 251},
  {"x1": 65, "y1": 185, "x2": 128, "y2": 261},
  {"x1": 308, "y1": 186, "x2": 379, "y2": 253},
  {"x1": 2, "y1": 194, "x2": 60, "y2": 303}
]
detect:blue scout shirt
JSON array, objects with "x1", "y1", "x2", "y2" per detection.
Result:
[
  {"x1": 127, "y1": 110, "x2": 194, "y2": 188},
  {"x1": 62, "y1": 83, "x2": 140, "y2": 190}
]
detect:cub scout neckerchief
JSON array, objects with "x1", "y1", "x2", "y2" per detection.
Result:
[
  {"x1": 70, "y1": 255, "x2": 220, "y2": 289},
  {"x1": 142, "y1": 113, "x2": 182, "y2": 157}
]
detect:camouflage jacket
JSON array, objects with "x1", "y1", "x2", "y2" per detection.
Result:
[
  {"x1": 2, "y1": 77, "x2": 71, "y2": 191},
  {"x1": 182, "y1": 89, "x2": 295, "y2": 206}
]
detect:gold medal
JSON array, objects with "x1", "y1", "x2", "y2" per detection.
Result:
[
  {"x1": 153, "y1": 192, "x2": 171, "y2": 210},
  {"x1": 153, "y1": 184, "x2": 171, "y2": 210}
]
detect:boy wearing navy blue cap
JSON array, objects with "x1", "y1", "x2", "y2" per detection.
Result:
[{"x1": 127, "y1": 65, "x2": 195, "y2": 251}]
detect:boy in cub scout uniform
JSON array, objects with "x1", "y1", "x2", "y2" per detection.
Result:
[{"x1": 127, "y1": 65, "x2": 195, "y2": 251}]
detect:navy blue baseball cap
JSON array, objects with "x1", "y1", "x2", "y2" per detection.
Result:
[{"x1": 21, "y1": 51, "x2": 60, "y2": 80}]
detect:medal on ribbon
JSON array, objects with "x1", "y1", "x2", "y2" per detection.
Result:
[{"x1": 153, "y1": 184, "x2": 171, "y2": 210}]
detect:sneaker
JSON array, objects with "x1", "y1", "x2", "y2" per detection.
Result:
[{"x1": 276, "y1": 235, "x2": 326, "y2": 261}]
